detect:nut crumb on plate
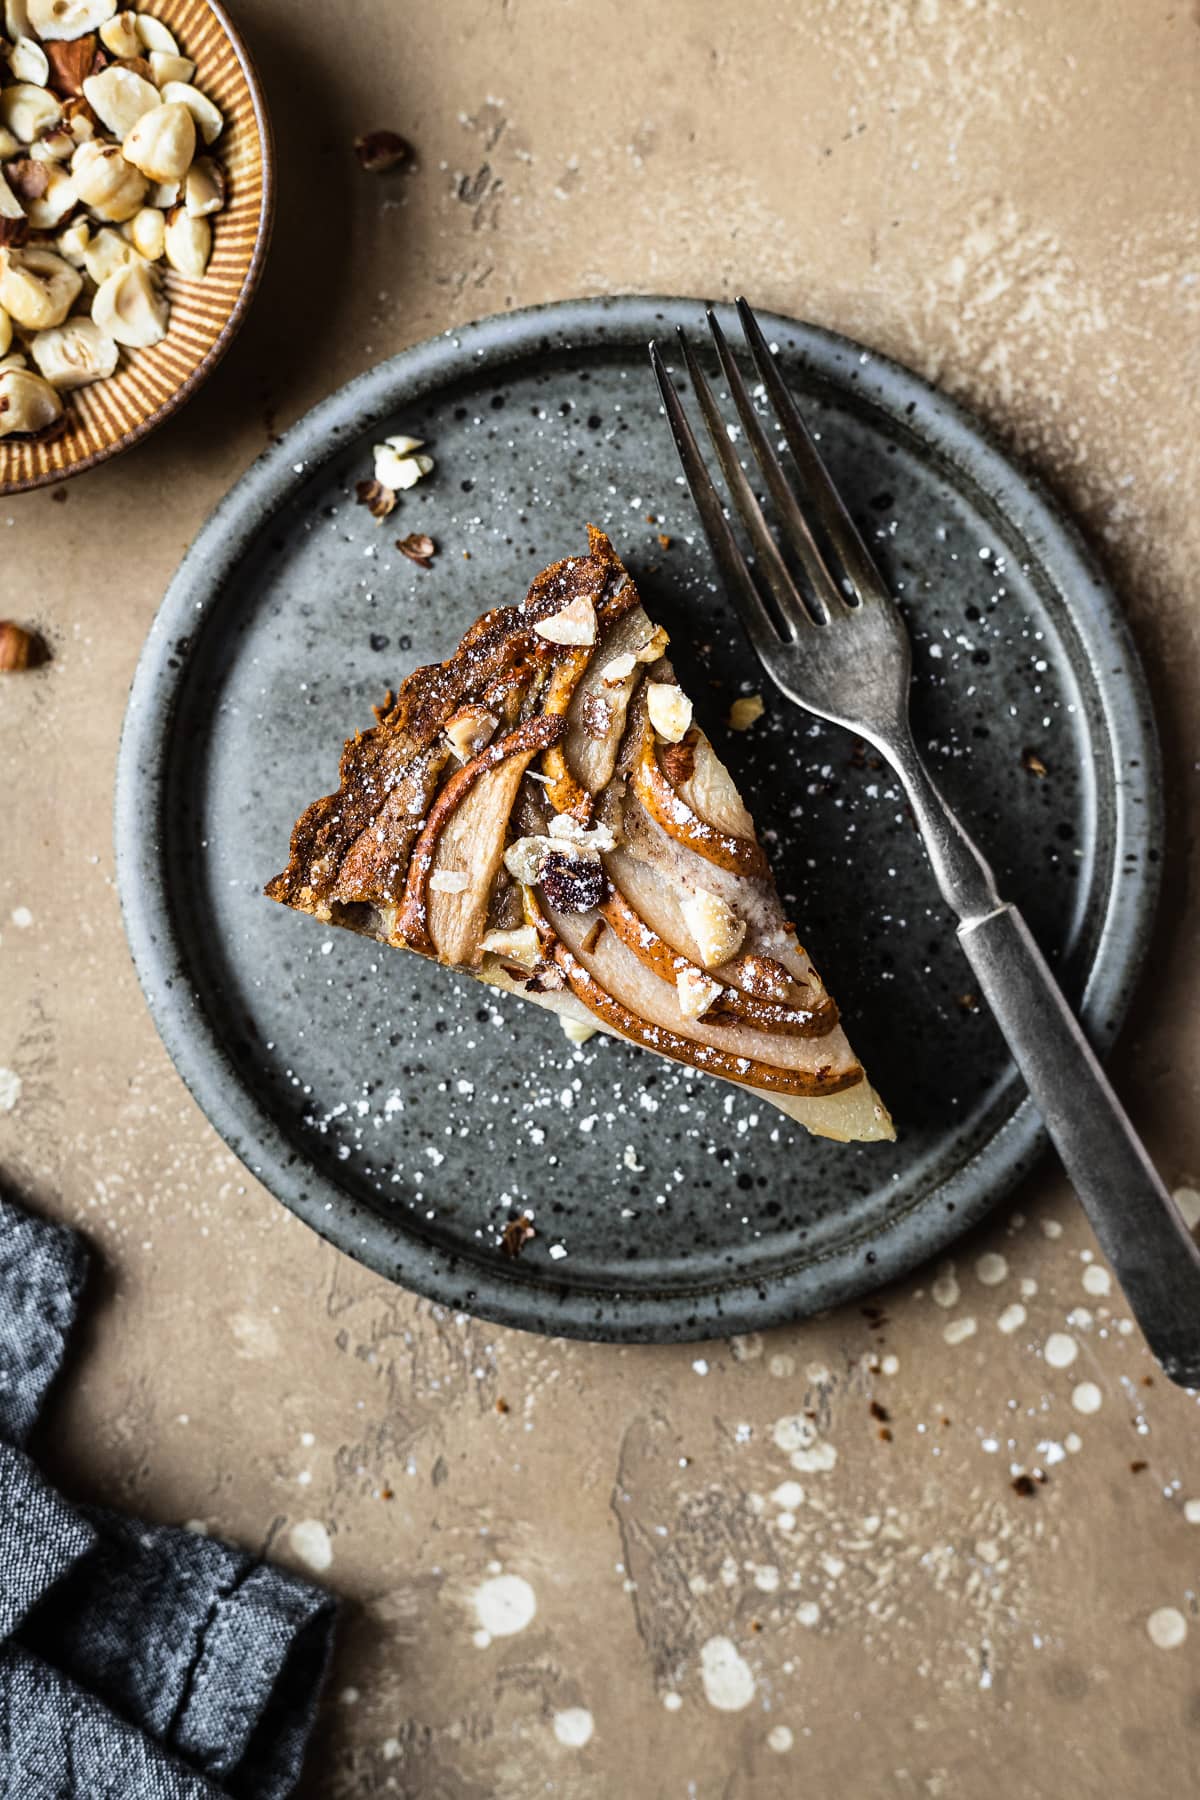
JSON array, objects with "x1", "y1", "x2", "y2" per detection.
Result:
[
  {"x1": 728, "y1": 693, "x2": 765, "y2": 731},
  {"x1": 396, "y1": 532, "x2": 435, "y2": 568},
  {"x1": 355, "y1": 478, "x2": 396, "y2": 521},
  {"x1": 499, "y1": 1213, "x2": 536, "y2": 1257}
]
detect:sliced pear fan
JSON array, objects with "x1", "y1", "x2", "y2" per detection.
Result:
[{"x1": 267, "y1": 530, "x2": 893, "y2": 1145}]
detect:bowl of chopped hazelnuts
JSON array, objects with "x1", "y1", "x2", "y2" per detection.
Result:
[{"x1": 0, "y1": 0, "x2": 273, "y2": 494}]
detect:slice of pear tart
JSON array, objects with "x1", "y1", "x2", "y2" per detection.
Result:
[{"x1": 267, "y1": 528, "x2": 893, "y2": 1144}]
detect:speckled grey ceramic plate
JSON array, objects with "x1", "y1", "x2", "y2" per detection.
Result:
[{"x1": 115, "y1": 297, "x2": 1161, "y2": 1343}]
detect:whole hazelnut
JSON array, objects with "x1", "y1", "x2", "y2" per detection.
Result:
[{"x1": 0, "y1": 621, "x2": 45, "y2": 671}]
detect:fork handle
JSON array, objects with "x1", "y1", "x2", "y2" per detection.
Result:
[
  {"x1": 957, "y1": 901, "x2": 1200, "y2": 1386},
  {"x1": 885, "y1": 739, "x2": 1200, "y2": 1384}
]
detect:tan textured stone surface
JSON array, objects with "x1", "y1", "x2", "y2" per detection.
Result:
[{"x1": 2, "y1": 1, "x2": 1199, "y2": 1794}]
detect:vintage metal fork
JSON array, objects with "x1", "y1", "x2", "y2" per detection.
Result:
[{"x1": 651, "y1": 297, "x2": 1200, "y2": 1387}]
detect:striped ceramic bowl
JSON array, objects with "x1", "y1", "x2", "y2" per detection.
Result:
[{"x1": 0, "y1": 0, "x2": 273, "y2": 496}]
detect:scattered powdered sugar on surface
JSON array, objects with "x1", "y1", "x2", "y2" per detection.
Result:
[
  {"x1": 698, "y1": 1636, "x2": 756, "y2": 1711},
  {"x1": 975, "y1": 1253, "x2": 1008, "y2": 1286},
  {"x1": 931, "y1": 1263, "x2": 960, "y2": 1309},
  {"x1": 288, "y1": 1518, "x2": 333, "y2": 1574},
  {"x1": 473, "y1": 1572, "x2": 537, "y2": 1641},
  {"x1": 773, "y1": 1414, "x2": 838, "y2": 1473},
  {"x1": 1044, "y1": 1332, "x2": 1078, "y2": 1370},
  {"x1": 0, "y1": 1069, "x2": 21, "y2": 1113},
  {"x1": 766, "y1": 1725, "x2": 794, "y2": 1753},
  {"x1": 552, "y1": 1707, "x2": 594, "y2": 1747},
  {"x1": 1071, "y1": 1382, "x2": 1103, "y2": 1416},
  {"x1": 1146, "y1": 1607, "x2": 1187, "y2": 1651}
]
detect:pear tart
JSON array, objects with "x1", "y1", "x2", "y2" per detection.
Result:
[{"x1": 267, "y1": 528, "x2": 893, "y2": 1144}]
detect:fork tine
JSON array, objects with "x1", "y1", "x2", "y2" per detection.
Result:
[
  {"x1": 648, "y1": 339, "x2": 783, "y2": 656},
  {"x1": 673, "y1": 326, "x2": 814, "y2": 638},
  {"x1": 705, "y1": 306, "x2": 842, "y2": 624},
  {"x1": 735, "y1": 296, "x2": 886, "y2": 606}
]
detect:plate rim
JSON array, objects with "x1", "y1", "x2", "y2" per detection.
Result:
[{"x1": 114, "y1": 294, "x2": 1163, "y2": 1342}]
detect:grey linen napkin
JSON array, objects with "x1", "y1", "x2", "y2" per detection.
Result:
[{"x1": 0, "y1": 1194, "x2": 336, "y2": 1799}]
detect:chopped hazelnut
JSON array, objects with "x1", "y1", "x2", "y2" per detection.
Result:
[
  {"x1": 134, "y1": 15, "x2": 180, "y2": 55},
  {"x1": 8, "y1": 35, "x2": 49, "y2": 85},
  {"x1": 646, "y1": 681, "x2": 693, "y2": 744},
  {"x1": 90, "y1": 257, "x2": 166, "y2": 346},
  {"x1": 372, "y1": 436, "x2": 433, "y2": 490},
  {"x1": 0, "y1": 619, "x2": 43, "y2": 669},
  {"x1": 396, "y1": 532, "x2": 435, "y2": 568},
  {"x1": 30, "y1": 315, "x2": 116, "y2": 387},
  {"x1": 28, "y1": 0, "x2": 114, "y2": 41},
  {"x1": 99, "y1": 12, "x2": 141, "y2": 60},
  {"x1": 122, "y1": 98, "x2": 195, "y2": 179},
  {"x1": 0, "y1": 365, "x2": 62, "y2": 434},
  {"x1": 127, "y1": 202, "x2": 164, "y2": 259},
  {"x1": 0, "y1": 245, "x2": 81, "y2": 329},
  {"x1": 71, "y1": 137, "x2": 146, "y2": 218},
  {"x1": 355, "y1": 129, "x2": 412, "y2": 173},
  {"x1": 163, "y1": 203, "x2": 210, "y2": 277},
  {"x1": 532, "y1": 594, "x2": 596, "y2": 646},
  {"x1": 679, "y1": 887, "x2": 746, "y2": 967},
  {"x1": 599, "y1": 650, "x2": 636, "y2": 686},
  {"x1": 0, "y1": 80, "x2": 61, "y2": 143},
  {"x1": 443, "y1": 705, "x2": 497, "y2": 760},
  {"x1": 81, "y1": 64, "x2": 160, "y2": 138},
  {"x1": 147, "y1": 49, "x2": 193, "y2": 86},
  {"x1": 354, "y1": 477, "x2": 395, "y2": 521},
  {"x1": 43, "y1": 34, "x2": 95, "y2": 94},
  {"x1": 480, "y1": 924, "x2": 540, "y2": 969},
  {"x1": 635, "y1": 623, "x2": 670, "y2": 662},
  {"x1": 728, "y1": 694, "x2": 765, "y2": 731},
  {"x1": 676, "y1": 966, "x2": 723, "y2": 1019},
  {"x1": 182, "y1": 153, "x2": 223, "y2": 217},
  {"x1": 499, "y1": 1213, "x2": 536, "y2": 1257},
  {"x1": 158, "y1": 79, "x2": 223, "y2": 145}
]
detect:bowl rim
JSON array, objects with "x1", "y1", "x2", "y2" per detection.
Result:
[{"x1": 0, "y1": 0, "x2": 276, "y2": 498}]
